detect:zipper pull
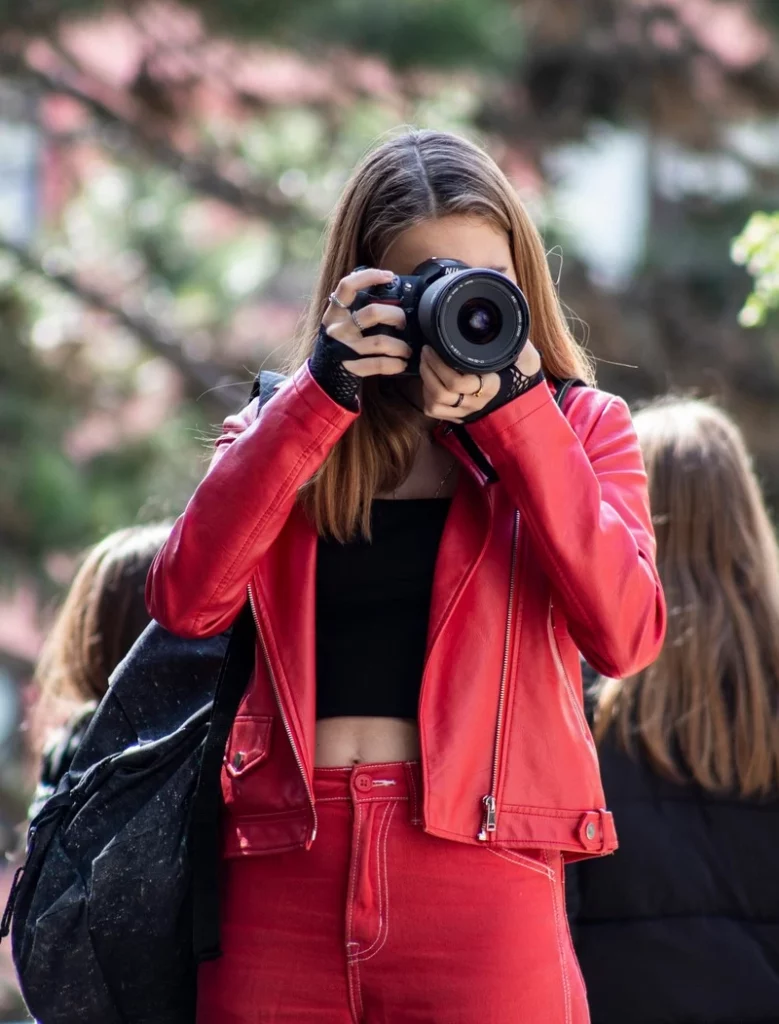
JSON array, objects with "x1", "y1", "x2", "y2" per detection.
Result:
[{"x1": 477, "y1": 794, "x2": 497, "y2": 841}]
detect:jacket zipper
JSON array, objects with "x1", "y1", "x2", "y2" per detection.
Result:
[
  {"x1": 478, "y1": 509, "x2": 520, "y2": 841},
  {"x1": 247, "y1": 583, "x2": 318, "y2": 844}
]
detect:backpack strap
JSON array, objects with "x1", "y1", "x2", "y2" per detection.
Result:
[
  {"x1": 250, "y1": 368, "x2": 287, "y2": 404},
  {"x1": 190, "y1": 372, "x2": 285, "y2": 962},
  {"x1": 190, "y1": 605, "x2": 256, "y2": 961},
  {"x1": 550, "y1": 375, "x2": 586, "y2": 410}
]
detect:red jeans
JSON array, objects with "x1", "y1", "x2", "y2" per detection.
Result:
[{"x1": 197, "y1": 761, "x2": 588, "y2": 1023}]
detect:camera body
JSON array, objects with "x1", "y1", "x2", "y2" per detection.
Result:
[{"x1": 351, "y1": 258, "x2": 530, "y2": 375}]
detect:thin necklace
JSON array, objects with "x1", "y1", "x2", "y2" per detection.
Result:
[
  {"x1": 434, "y1": 456, "x2": 458, "y2": 498},
  {"x1": 393, "y1": 453, "x2": 457, "y2": 500},
  {"x1": 388, "y1": 382, "x2": 457, "y2": 496}
]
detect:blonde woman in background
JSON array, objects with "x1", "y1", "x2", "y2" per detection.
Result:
[
  {"x1": 569, "y1": 398, "x2": 779, "y2": 1024},
  {"x1": 31, "y1": 523, "x2": 171, "y2": 817}
]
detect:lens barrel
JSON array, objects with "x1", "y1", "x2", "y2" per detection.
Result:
[{"x1": 417, "y1": 269, "x2": 530, "y2": 374}]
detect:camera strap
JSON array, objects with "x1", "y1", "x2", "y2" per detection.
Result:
[
  {"x1": 550, "y1": 376, "x2": 586, "y2": 409},
  {"x1": 454, "y1": 375, "x2": 586, "y2": 485},
  {"x1": 452, "y1": 426, "x2": 500, "y2": 484}
]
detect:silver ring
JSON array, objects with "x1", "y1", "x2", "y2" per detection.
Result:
[
  {"x1": 329, "y1": 291, "x2": 350, "y2": 311},
  {"x1": 452, "y1": 393, "x2": 465, "y2": 409},
  {"x1": 351, "y1": 310, "x2": 364, "y2": 333}
]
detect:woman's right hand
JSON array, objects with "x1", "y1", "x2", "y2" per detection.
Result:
[{"x1": 321, "y1": 268, "x2": 411, "y2": 378}]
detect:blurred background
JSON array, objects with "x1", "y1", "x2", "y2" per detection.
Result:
[{"x1": 0, "y1": 0, "x2": 777, "y2": 1017}]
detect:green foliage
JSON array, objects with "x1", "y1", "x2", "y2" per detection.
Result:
[
  {"x1": 0, "y1": 280, "x2": 84, "y2": 584},
  {"x1": 0, "y1": 0, "x2": 521, "y2": 70},
  {"x1": 0, "y1": 265, "x2": 206, "y2": 591},
  {"x1": 732, "y1": 212, "x2": 779, "y2": 327},
  {"x1": 186, "y1": 0, "x2": 520, "y2": 70}
]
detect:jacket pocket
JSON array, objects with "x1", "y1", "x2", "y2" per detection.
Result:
[
  {"x1": 224, "y1": 716, "x2": 273, "y2": 779},
  {"x1": 548, "y1": 611, "x2": 596, "y2": 754},
  {"x1": 485, "y1": 847, "x2": 555, "y2": 880}
]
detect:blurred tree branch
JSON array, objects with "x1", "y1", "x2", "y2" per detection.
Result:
[
  {"x1": 0, "y1": 51, "x2": 302, "y2": 224},
  {"x1": 0, "y1": 231, "x2": 238, "y2": 413}
]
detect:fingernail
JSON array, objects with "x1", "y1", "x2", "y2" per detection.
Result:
[{"x1": 381, "y1": 270, "x2": 395, "y2": 278}]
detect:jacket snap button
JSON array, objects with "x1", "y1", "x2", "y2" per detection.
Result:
[
  {"x1": 355, "y1": 774, "x2": 372, "y2": 792},
  {"x1": 585, "y1": 822, "x2": 597, "y2": 841},
  {"x1": 233, "y1": 752, "x2": 245, "y2": 770}
]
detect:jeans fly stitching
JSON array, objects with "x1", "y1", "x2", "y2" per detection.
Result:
[
  {"x1": 352, "y1": 800, "x2": 396, "y2": 965},
  {"x1": 346, "y1": 803, "x2": 364, "y2": 1023},
  {"x1": 346, "y1": 801, "x2": 362, "y2": 949},
  {"x1": 348, "y1": 801, "x2": 394, "y2": 962}
]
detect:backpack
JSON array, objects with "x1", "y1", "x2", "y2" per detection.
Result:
[
  {"x1": 29, "y1": 701, "x2": 99, "y2": 820},
  {"x1": 1, "y1": 370, "x2": 284, "y2": 1024}
]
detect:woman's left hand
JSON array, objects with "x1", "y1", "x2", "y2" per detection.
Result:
[{"x1": 420, "y1": 342, "x2": 542, "y2": 423}]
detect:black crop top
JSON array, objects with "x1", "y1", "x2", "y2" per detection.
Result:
[{"x1": 316, "y1": 499, "x2": 450, "y2": 720}]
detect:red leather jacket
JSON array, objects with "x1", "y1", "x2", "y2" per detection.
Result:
[{"x1": 147, "y1": 364, "x2": 665, "y2": 862}]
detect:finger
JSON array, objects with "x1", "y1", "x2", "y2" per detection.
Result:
[
  {"x1": 421, "y1": 346, "x2": 481, "y2": 396},
  {"x1": 326, "y1": 320, "x2": 411, "y2": 364},
  {"x1": 425, "y1": 402, "x2": 466, "y2": 423},
  {"x1": 344, "y1": 333, "x2": 413, "y2": 361},
  {"x1": 325, "y1": 317, "x2": 363, "y2": 349},
  {"x1": 421, "y1": 349, "x2": 500, "y2": 412},
  {"x1": 419, "y1": 358, "x2": 461, "y2": 408},
  {"x1": 332, "y1": 268, "x2": 396, "y2": 309},
  {"x1": 344, "y1": 355, "x2": 407, "y2": 378},
  {"x1": 350, "y1": 302, "x2": 406, "y2": 331}
]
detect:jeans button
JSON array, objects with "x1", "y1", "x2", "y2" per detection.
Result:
[{"x1": 355, "y1": 774, "x2": 373, "y2": 793}]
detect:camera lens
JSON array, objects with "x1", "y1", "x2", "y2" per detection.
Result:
[
  {"x1": 416, "y1": 268, "x2": 530, "y2": 374},
  {"x1": 457, "y1": 298, "x2": 502, "y2": 346}
]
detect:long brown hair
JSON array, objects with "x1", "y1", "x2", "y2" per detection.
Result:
[
  {"x1": 287, "y1": 129, "x2": 594, "y2": 540},
  {"x1": 595, "y1": 398, "x2": 779, "y2": 796},
  {"x1": 35, "y1": 523, "x2": 172, "y2": 705}
]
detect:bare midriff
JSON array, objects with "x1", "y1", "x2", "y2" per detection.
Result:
[{"x1": 315, "y1": 717, "x2": 421, "y2": 766}]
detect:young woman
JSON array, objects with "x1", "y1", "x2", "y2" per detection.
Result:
[
  {"x1": 569, "y1": 398, "x2": 779, "y2": 1024},
  {"x1": 31, "y1": 523, "x2": 170, "y2": 817},
  {"x1": 147, "y1": 129, "x2": 665, "y2": 1023}
]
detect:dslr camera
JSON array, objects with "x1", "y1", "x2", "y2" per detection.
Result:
[{"x1": 351, "y1": 258, "x2": 530, "y2": 375}]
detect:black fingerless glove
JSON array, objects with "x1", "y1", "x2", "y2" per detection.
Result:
[
  {"x1": 463, "y1": 363, "x2": 546, "y2": 424},
  {"x1": 308, "y1": 324, "x2": 362, "y2": 411}
]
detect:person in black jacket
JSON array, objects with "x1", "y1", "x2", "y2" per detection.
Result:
[
  {"x1": 569, "y1": 397, "x2": 779, "y2": 1024},
  {"x1": 30, "y1": 523, "x2": 171, "y2": 817}
]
